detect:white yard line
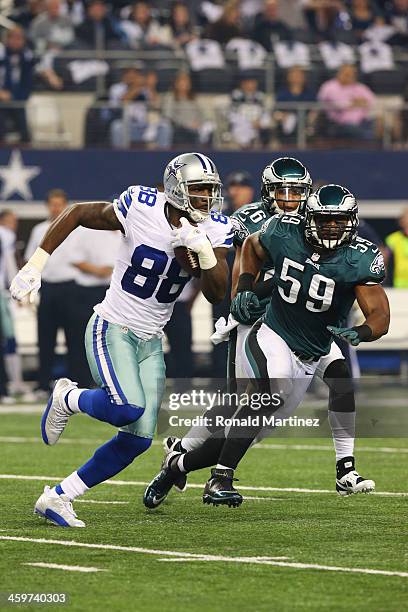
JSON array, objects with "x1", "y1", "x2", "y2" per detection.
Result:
[
  {"x1": 23, "y1": 562, "x2": 106, "y2": 573},
  {"x1": 0, "y1": 537, "x2": 405, "y2": 579},
  {"x1": 0, "y1": 436, "x2": 406, "y2": 455},
  {"x1": 1, "y1": 474, "x2": 407, "y2": 497},
  {"x1": 75, "y1": 500, "x2": 128, "y2": 505}
]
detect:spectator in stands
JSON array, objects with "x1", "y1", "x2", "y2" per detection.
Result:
[
  {"x1": 162, "y1": 71, "x2": 213, "y2": 146},
  {"x1": 302, "y1": 0, "x2": 350, "y2": 38},
  {"x1": 385, "y1": 0, "x2": 408, "y2": 46},
  {"x1": 169, "y1": 1, "x2": 196, "y2": 48},
  {"x1": 386, "y1": 209, "x2": 408, "y2": 288},
  {"x1": 29, "y1": 0, "x2": 75, "y2": 52},
  {"x1": 252, "y1": 0, "x2": 292, "y2": 51},
  {"x1": 24, "y1": 189, "x2": 84, "y2": 399},
  {"x1": 228, "y1": 76, "x2": 271, "y2": 148},
  {"x1": 349, "y1": 0, "x2": 384, "y2": 42},
  {"x1": 224, "y1": 171, "x2": 255, "y2": 214},
  {"x1": 109, "y1": 67, "x2": 171, "y2": 148},
  {"x1": 12, "y1": 0, "x2": 45, "y2": 30},
  {"x1": 144, "y1": 69, "x2": 161, "y2": 111},
  {"x1": 275, "y1": 66, "x2": 317, "y2": 142},
  {"x1": 205, "y1": 0, "x2": 243, "y2": 44},
  {"x1": 75, "y1": 0, "x2": 123, "y2": 49},
  {"x1": 0, "y1": 26, "x2": 62, "y2": 144},
  {"x1": 120, "y1": 1, "x2": 174, "y2": 49},
  {"x1": 61, "y1": 0, "x2": 85, "y2": 26},
  {"x1": 317, "y1": 63, "x2": 377, "y2": 140}
]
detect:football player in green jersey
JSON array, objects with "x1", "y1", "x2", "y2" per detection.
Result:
[{"x1": 201, "y1": 184, "x2": 389, "y2": 506}]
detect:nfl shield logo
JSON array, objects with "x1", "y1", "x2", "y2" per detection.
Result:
[{"x1": 311, "y1": 253, "x2": 320, "y2": 262}]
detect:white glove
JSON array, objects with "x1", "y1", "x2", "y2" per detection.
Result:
[
  {"x1": 10, "y1": 247, "x2": 49, "y2": 303},
  {"x1": 171, "y1": 217, "x2": 217, "y2": 270}
]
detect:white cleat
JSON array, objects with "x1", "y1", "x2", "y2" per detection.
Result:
[
  {"x1": 336, "y1": 471, "x2": 375, "y2": 496},
  {"x1": 41, "y1": 378, "x2": 78, "y2": 446},
  {"x1": 34, "y1": 486, "x2": 85, "y2": 527}
]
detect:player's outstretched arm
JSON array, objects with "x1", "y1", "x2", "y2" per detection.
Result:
[
  {"x1": 328, "y1": 284, "x2": 390, "y2": 346},
  {"x1": 354, "y1": 284, "x2": 390, "y2": 341},
  {"x1": 41, "y1": 202, "x2": 122, "y2": 255},
  {"x1": 10, "y1": 202, "x2": 122, "y2": 302}
]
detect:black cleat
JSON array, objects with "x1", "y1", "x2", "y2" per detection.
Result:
[
  {"x1": 143, "y1": 468, "x2": 178, "y2": 509},
  {"x1": 202, "y1": 468, "x2": 243, "y2": 508},
  {"x1": 163, "y1": 441, "x2": 188, "y2": 493}
]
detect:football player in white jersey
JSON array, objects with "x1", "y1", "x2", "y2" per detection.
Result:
[{"x1": 10, "y1": 152, "x2": 233, "y2": 527}]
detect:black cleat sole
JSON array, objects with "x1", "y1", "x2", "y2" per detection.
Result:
[{"x1": 202, "y1": 494, "x2": 243, "y2": 508}]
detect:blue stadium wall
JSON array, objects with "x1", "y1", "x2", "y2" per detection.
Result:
[{"x1": 1, "y1": 149, "x2": 407, "y2": 201}]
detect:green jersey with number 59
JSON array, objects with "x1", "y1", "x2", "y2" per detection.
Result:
[{"x1": 259, "y1": 215, "x2": 385, "y2": 359}]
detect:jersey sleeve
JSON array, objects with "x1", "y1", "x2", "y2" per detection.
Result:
[
  {"x1": 112, "y1": 186, "x2": 138, "y2": 236},
  {"x1": 258, "y1": 215, "x2": 282, "y2": 258},
  {"x1": 230, "y1": 214, "x2": 250, "y2": 247},
  {"x1": 207, "y1": 214, "x2": 234, "y2": 249},
  {"x1": 356, "y1": 249, "x2": 386, "y2": 285}
]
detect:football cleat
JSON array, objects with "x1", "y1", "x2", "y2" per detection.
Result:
[
  {"x1": 41, "y1": 378, "x2": 78, "y2": 446},
  {"x1": 34, "y1": 486, "x2": 85, "y2": 527},
  {"x1": 335, "y1": 456, "x2": 375, "y2": 496},
  {"x1": 203, "y1": 468, "x2": 243, "y2": 507},
  {"x1": 143, "y1": 468, "x2": 178, "y2": 509},
  {"x1": 336, "y1": 471, "x2": 375, "y2": 496},
  {"x1": 163, "y1": 438, "x2": 187, "y2": 492}
]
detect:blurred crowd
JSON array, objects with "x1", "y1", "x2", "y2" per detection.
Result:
[{"x1": 0, "y1": 0, "x2": 407, "y2": 148}]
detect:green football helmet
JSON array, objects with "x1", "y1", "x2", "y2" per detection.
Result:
[
  {"x1": 305, "y1": 184, "x2": 359, "y2": 251},
  {"x1": 261, "y1": 157, "x2": 312, "y2": 215}
]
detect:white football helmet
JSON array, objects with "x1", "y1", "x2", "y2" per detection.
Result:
[{"x1": 164, "y1": 152, "x2": 223, "y2": 223}]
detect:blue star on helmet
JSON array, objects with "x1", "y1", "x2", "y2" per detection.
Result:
[{"x1": 167, "y1": 160, "x2": 186, "y2": 180}]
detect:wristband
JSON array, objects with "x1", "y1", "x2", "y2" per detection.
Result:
[
  {"x1": 237, "y1": 273, "x2": 255, "y2": 293},
  {"x1": 352, "y1": 324, "x2": 373, "y2": 342},
  {"x1": 29, "y1": 247, "x2": 49, "y2": 272},
  {"x1": 197, "y1": 241, "x2": 217, "y2": 270}
]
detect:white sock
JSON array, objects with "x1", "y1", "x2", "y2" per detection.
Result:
[
  {"x1": 176, "y1": 454, "x2": 186, "y2": 473},
  {"x1": 65, "y1": 388, "x2": 85, "y2": 413},
  {"x1": 181, "y1": 429, "x2": 211, "y2": 452},
  {"x1": 329, "y1": 410, "x2": 355, "y2": 461},
  {"x1": 216, "y1": 464, "x2": 232, "y2": 471},
  {"x1": 54, "y1": 472, "x2": 89, "y2": 500}
]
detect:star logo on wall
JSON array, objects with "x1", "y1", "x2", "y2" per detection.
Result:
[
  {"x1": 166, "y1": 160, "x2": 186, "y2": 180},
  {"x1": 0, "y1": 150, "x2": 41, "y2": 200}
]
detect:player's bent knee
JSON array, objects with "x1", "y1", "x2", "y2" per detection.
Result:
[
  {"x1": 324, "y1": 359, "x2": 351, "y2": 380},
  {"x1": 110, "y1": 403, "x2": 145, "y2": 427}
]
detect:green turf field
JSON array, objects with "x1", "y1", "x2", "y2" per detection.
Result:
[{"x1": 0, "y1": 407, "x2": 407, "y2": 611}]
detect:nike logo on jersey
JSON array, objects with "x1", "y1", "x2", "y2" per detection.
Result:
[{"x1": 305, "y1": 258, "x2": 320, "y2": 270}]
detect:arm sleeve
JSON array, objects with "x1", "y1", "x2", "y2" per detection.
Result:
[
  {"x1": 357, "y1": 250, "x2": 386, "y2": 285},
  {"x1": 230, "y1": 215, "x2": 250, "y2": 247},
  {"x1": 112, "y1": 186, "x2": 136, "y2": 237}
]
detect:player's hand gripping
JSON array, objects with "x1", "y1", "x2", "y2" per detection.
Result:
[
  {"x1": 327, "y1": 325, "x2": 362, "y2": 346},
  {"x1": 231, "y1": 291, "x2": 261, "y2": 325},
  {"x1": 171, "y1": 217, "x2": 217, "y2": 270},
  {"x1": 10, "y1": 247, "x2": 49, "y2": 303}
]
